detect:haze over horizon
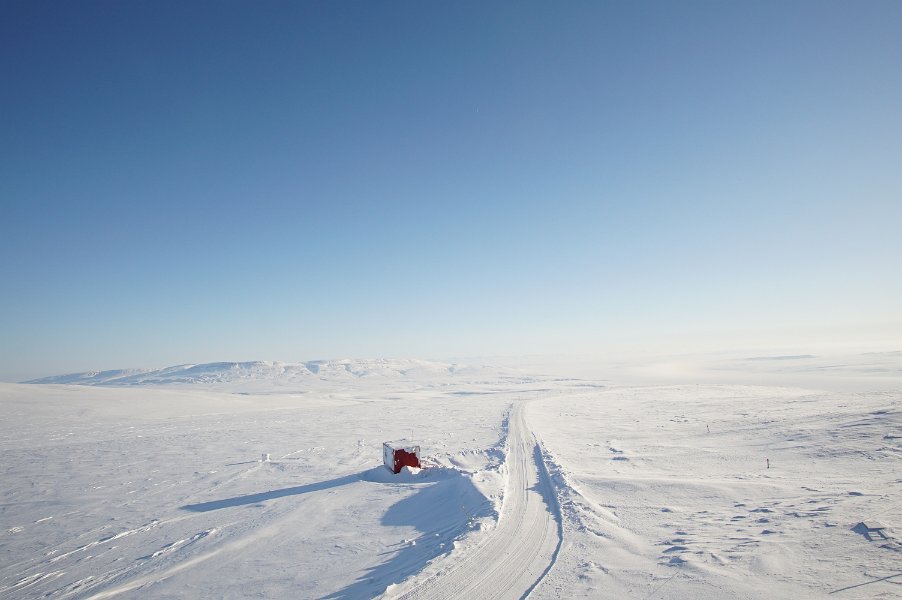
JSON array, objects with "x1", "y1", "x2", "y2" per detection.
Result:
[{"x1": 3, "y1": 1, "x2": 901, "y2": 382}]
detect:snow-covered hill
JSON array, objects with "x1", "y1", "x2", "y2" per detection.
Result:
[
  {"x1": 24, "y1": 358, "x2": 492, "y2": 387},
  {"x1": 24, "y1": 350, "x2": 902, "y2": 392}
]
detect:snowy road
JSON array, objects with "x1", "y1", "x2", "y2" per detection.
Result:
[
  {"x1": 385, "y1": 402, "x2": 562, "y2": 600},
  {"x1": 5, "y1": 362, "x2": 901, "y2": 600}
]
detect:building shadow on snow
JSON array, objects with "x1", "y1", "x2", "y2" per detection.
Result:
[
  {"x1": 180, "y1": 473, "x2": 360, "y2": 512},
  {"x1": 323, "y1": 467, "x2": 495, "y2": 599}
]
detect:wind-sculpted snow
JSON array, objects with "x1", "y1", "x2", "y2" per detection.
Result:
[
  {"x1": 3, "y1": 363, "x2": 901, "y2": 599},
  {"x1": 0, "y1": 372, "x2": 531, "y2": 599},
  {"x1": 529, "y1": 385, "x2": 902, "y2": 598}
]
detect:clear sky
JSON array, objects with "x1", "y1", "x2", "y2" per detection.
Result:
[{"x1": 2, "y1": 1, "x2": 900, "y2": 381}]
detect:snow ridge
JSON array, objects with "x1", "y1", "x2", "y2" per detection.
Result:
[{"x1": 24, "y1": 359, "x2": 482, "y2": 386}]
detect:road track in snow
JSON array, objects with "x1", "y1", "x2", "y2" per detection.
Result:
[{"x1": 385, "y1": 402, "x2": 561, "y2": 600}]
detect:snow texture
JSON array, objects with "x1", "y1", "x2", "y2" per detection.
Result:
[{"x1": 2, "y1": 355, "x2": 901, "y2": 599}]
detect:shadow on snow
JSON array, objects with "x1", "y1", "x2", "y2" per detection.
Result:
[
  {"x1": 324, "y1": 467, "x2": 495, "y2": 599},
  {"x1": 523, "y1": 443, "x2": 564, "y2": 599},
  {"x1": 180, "y1": 473, "x2": 360, "y2": 512},
  {"x1": 179, "y1": 466, "x2": 494, "y2": 599}
]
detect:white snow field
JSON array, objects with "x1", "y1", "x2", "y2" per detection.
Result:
[{"x1": 1, "y1": 356, "x2": 900, "y2": 599}]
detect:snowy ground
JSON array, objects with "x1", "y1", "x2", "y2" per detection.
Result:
[{"x1": 1, "y1": 356, "x2": 900, "y2": 599}]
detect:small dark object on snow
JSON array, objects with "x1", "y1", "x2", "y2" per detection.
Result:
[{"x1": 852, "y1": 521, "x2": 889, "y2": 541}]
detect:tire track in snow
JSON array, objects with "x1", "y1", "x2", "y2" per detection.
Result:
[{"x1": 385, "y1": 402, "x2": 561, "y2": 600}]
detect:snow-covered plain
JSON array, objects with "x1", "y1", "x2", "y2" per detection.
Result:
[{"x1": 1, "y1": 355, "x2": 900, "y2": 599}]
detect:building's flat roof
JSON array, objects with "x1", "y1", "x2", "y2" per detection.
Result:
[{"x1": 383, "y1": 440, "x2": 420, "y2": 451}]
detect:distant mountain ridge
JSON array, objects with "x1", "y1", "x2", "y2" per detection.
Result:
[{"x1": 25, "y1": 359, "x2": 477, "y2": 386}]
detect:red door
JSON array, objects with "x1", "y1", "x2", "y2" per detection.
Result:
[{"x1": 393, "y1": 448, "x2": 420, "y2": 473}]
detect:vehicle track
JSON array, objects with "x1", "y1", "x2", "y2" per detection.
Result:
[{"x1": 385, "y1": 402, "x2": 561, "y2": 600}]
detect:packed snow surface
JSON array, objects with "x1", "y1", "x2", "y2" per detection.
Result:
[{"x1": 2, "y1": 356, "x2": 900, "y2": 599}]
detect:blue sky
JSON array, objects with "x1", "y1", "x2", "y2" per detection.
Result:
[{"x1": 2, "y1": 1, "x2": 900, "y2": 381}]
